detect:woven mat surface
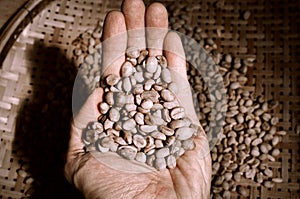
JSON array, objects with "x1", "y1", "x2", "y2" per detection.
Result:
[{"x1": 0, "y1": 0, "x2": 299, "y2": 198}]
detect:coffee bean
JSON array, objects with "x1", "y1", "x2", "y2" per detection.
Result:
[
  {"x1": 160, "y1": 65, "x2": 171, "y2": 81},
  {"x1": 132, "y1": 134, "x2": 147, "y2": 149},
  {"x1": 141, "y1": 99, "x2": 153, "y2": 110},
  {"x1": 126, "y1": 47, "x2": 140, "y2": 59},
  {"x1": 170, "y1": 107, "x2": 185, "y2": 120},
  {"x1": 122, "y1": 119, "x2": 136, "y2": 131},
  {"x1": 106, "y1": 74, "x2": 120, "y2": 86},
  {"x1": 161, "y1": 89, "x2": 176, "y2": 102},
  {"x1": 118, "y1": 146, "x2": 137, "y2": 160},
  {"x1": 160, "y1": 126, "x2": 174, "y2": 136},
  {"x1": 121, "y1": 61, "x2": 134, "y2": 77},
  {"x1": 156, "y1": 147, "x2": 170, "y2": 158},
  {"x1": 146, "y1": 56, "x2": 158, "y2": 73},
  {"x1": 175, "y1": 127, "x2": 195, "y2": 140},
  {"x1": 108, "y1": 107, "x2": 120, "y2": 122},
  {"x1": 151, "y1": 131, "x2": 166, "y2": 140},
  {"x1": 166, "y1": 155, "x2": 176, "y2": 169},
  {"x1": 154, "y1": 158, "x2": 167, "y2": 171},
  {"x1": 135, "y1": 152, "x2": 147, "y2": 163}
]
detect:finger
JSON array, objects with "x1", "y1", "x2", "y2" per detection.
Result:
[
  {"x1": 163, "y1": 32, "x2": 199, "y2": 124},
  {"x1": 163, "y1": 31, "x2": 187, "y2": 79},
  {"x1": 146, "y1": 2, "x2": 168, "y2": 57},
  {"x1": 71, "y1": 88, "x2": 104, "y2": 150},
  {"x1": 101, "y1": 11, "x2": 127, "y2": 77},
  {"x1": 122, "y1": 0, "x2": 146, "y2": 50}
]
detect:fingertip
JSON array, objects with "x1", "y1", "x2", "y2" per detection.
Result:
[
  {"x1": 122, "y1": 0, "x2": 145, "y2": 14},
  {"x1": 146, "y1": 2, "x2": 168, "y2": 25},
  {"x1": 102, "y1": 11, "x2": 126, "y2": 39},
  {"x1": 102, "y1": 11, "x2": 126, "y2": 77},
  {"x1": 122, "y1": 0, "x2": 146, "y2": 49},
  {"x1": 163, "y1": 31, "x2": 186, "y2": 75},
  {"x1": 146, "y1": 2, "x2": 168, "y2": 56}
]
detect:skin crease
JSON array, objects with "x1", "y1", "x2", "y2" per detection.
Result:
[{"x1": 65, "y1": 0, "x2": 212, "y2": 198}]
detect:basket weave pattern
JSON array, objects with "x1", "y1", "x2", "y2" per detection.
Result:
[{"x1": 0, "y1": 0, "x2": 299, "y2": 198}]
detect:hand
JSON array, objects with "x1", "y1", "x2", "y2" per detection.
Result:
[{"x1": 65, "y1": 0, "x2": 212, "y2": 198}]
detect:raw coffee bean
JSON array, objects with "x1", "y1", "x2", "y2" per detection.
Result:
[
  {"x1": 118, "y1": 146, "x2": 137, "y2": 160},
  {"x1": 264, "y1": 168, "x2": 273, "y2": 177},
  {"x1": 134, "y1": 112, "x2": 144, "y2": 125},
  {"x1": 237, "y1": 186, "x2": 249, "y2": 197},
  {"x1": 182, "y1": 138, "x2": 195, "y2": 150},
  {"x1": 163, "y1": 101, "x2": 179, "y2": 109},
  {"x1": 141, "y1": 90, "x2": 160, "y2": 102},
  {"x1": 170, "y1": 107, "x2": 185, "y2": 119},
  {"x1": 151, "y1": 131, "x2": 166, "y2": 140},
  {"x1": 141, "y1": 99, "x2": 154, "y2": 110},
  {"x1": 168, "y1": 82, "x2": 178, "y2": 94},
  {"x1": 106, "y1": 128, "x2": 119, "y2": 137},
  {"x1": 108, "y1": 107, "x2": 120, "y2": 122},
  {"x1": 169, "y1": 119, "x2": 189, "y2": 129},
  {"x1": 83, "y1": 129, "x2": 97, "y2": 143},
  {"x1": 166, "y1": 155, "x2": 177, "y2": 169},
  {"x1": 114, "y1": 137, "x2": 127, "y2": 145},
  {"x1": 134, "y1": 71, "x2": 144, "y2": 83},
  {"x1": 162, "y1": 109, "x2": 171, "y2": 122},
  {"x1": 125, "y1": 103, "x2": 137, "y2": 112},
  {"x1": 271, "y1": 148, "x2": 280, "y2": 157},
  {"x1": 154, "y1": 158, "x2": 167, "y2": 170},
  {"x1": 122, "y1": 119, "x2": 136, "y2": 131},
  {"x1": 104, "y1": 119, "x2": 114, "y2": 130},
  {"x1": 146, "y1": 56, "x2": 158, "y2": 73},
  {"x1": 272, "y1": 135, "x2": 279, "y2": 146},
  {"x1": 96, "y1": 141, "x2": 110, "y2": 152},
  {"x1": 121, "y1": 61, "x2": 134, "y2": 77},
  {"x1": 149, "y1": 115, "x2": 165, "y2": 126},
  {"x1": 151, "y1": 103, "x2": 164, "y2": 111},
  {"x1": 123, "y1": 131, "x2": 133, "y2": 144},
  {"x1": 145, "y1": 136, "x2": 154, "y2": 147},
  {"x1": 155, "y1": 147, "x2": 170, "y2": 158},
  {"x1": 173, "y1": 147, "x2": 185, "y2": 158},
  {"x1": 140, "y1": 125, "x2": 157, "y2": 133},
  {"x1": 156, "y1": 55, "x2": 167, "y2": 68},
  {"x1": 272, "y1": 178, "x2": 283, "y2": 183},
  {"x1": 160, "y1": 126, "x2": 175, "y2": 136},
  {"x1": 106, "y1": 74, "x2": 120, "y2": 86},
  {"x1": 165, "y1": 136, "x2": 176, "y2": 146},
  {"x1": 251, "y1": 138, "x2": 262, "y2": 146},
  {"x1": 138, "y1": 49, "x2": 148, "y2": 64},
  {"x1": 133, "y1": 134, "x2": 147, "y2": 149},
  {"x1": 153, "y1": 65, "x2": 161, "y2": 80},
  {"x1": 126, "y1": 47, "x2": 140, "y2": 59},
  {"x1": 144, "y1": 79, "x2": 155, "y2": 90},
  {"x1": 155, "y1": 139, "x2": 164, "y2": 148},
  {"x1": 161, "y1": 89, "x2": 176, "y2": 101},
  {"x1": 263, "y1": 181, "x2": 274, "y2": 188},
  {"x1": 161, "y1": 68, "x2": 172, "y2": 83},
  {"x1": 135, "y1": 152, "x2": 147, "y2": 163},
  {"x1": 105, "y1": 91, "x2": 114, "y2": 105},
  {"x1": 175, "y1": 127, "x2": 195, "y2": 140},
  {"x1": 133, "y1": 84, "x2": 144, "y2": 94},
  {"x1": 123, "y1": 77, "x2": 132, "y2": 93},
  {"x1": 137, "y1": 107, "x2": 150, "y2": 114}
]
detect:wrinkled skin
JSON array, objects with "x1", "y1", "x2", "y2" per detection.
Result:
[{"x1": 64, "y1": 0, "x2": 212, "y2": 198}]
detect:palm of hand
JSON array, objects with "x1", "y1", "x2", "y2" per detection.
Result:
[{"x1": 65, "y1": 0, "x2": 211, "y2": 199}]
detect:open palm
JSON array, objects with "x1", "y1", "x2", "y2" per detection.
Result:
[{"x1": 65, "y1": 0, "x2": 211, "y2": 198}]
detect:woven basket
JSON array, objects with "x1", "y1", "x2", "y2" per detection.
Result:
[{"x1": 0, "y1": 0, "x2": 299, "y2": 198}]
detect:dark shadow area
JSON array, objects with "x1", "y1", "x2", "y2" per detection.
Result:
[{"x1": 13, "y1": 40, "x2": 85, "y2": 199}]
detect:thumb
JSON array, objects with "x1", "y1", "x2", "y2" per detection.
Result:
[{"x1": 70, "y1": 88, "x2": 103, "y2": 151}]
